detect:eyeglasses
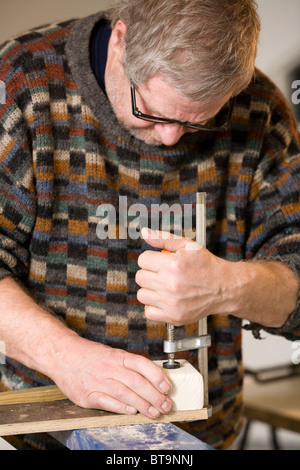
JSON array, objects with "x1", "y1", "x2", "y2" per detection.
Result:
[{"x1": 130, "y1": 83, "x2": 235, "y2": 132}]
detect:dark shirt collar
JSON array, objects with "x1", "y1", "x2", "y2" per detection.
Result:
[{"x1": 90, "y1": 19, "x2": 112, "y2": 94}]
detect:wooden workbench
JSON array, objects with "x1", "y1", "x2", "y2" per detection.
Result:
[{"x1": 243, "y1": 374, "x2": 300, "y2": 433}]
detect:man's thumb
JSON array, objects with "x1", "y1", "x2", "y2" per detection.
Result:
[{"x1": 141, "y1": 227, "x2": 202, "y2": 252}]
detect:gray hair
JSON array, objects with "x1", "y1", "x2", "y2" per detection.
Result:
[{"x1": 106, "y1": 0, "x2": 260, "y2": 103}]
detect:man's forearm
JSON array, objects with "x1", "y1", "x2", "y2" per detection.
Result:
[
  {"x1": 0, "y1": 276, "x2": 78, "y2": 378},
  {"x1": 232, "y1": 259, "x2": 299, "y2": 328}
]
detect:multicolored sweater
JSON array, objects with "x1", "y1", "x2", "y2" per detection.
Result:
[{"x1": 0, "y1": 12, "x2": 300, "y2": 449}]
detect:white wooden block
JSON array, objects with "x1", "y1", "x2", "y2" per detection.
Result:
[{"x1": 154, "y1": 359, "x2": 204, "y2": 411}]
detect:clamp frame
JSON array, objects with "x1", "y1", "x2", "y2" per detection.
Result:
[{"x1": 163, "y1": 334, "x2": 211, "y2": 354}]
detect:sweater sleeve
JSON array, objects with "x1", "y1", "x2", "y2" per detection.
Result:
[
  {"x1": 243, "y1": 84, "x2": 300, "y2": 340},
  {"x1": 0, "y1": 58, "x2": 36, "y2": 283}
]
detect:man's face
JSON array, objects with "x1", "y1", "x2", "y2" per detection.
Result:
[{"x1": 105, "y1": 21, "x2": 232, "y2": 147}]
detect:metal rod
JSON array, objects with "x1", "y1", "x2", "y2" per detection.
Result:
[{"x1": 196, "y1": 192, "x2": 209, "y2": 407}]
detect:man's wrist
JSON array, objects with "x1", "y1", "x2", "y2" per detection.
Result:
[
  {"x1": 230, "y1": 259, "x2": 299, "y2": 328},
  {"x1": 33, "y1": 316, "x2": 80, "y2": 381}
]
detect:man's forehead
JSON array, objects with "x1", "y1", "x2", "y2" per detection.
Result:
[{"x1": 139, "y1": 75, "x2": 232, "y2": 121}]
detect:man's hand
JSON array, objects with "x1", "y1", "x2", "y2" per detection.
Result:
[
  {"x1": 136, "y1": 228, "x2": 232, "y2": 325},
  {"x1": 0, "y1": 277, "x2": 172, "y2": 420},
  {"x1": 135, "y1": 228, "x2": 298, "y2": 328},
  {"x1": 49, "y1": 337, "x2": 173, "y2": 419}
]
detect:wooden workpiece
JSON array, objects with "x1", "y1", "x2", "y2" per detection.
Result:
[
  {"x1": 154, "y1": 359, "x2": 204, "y2": 411},
  {"x1": 0, "y1": 383, "x2": 210, "y2": 437},
  {"x1": 0, "y1": 385, "x2": 66, "y2": 405}
]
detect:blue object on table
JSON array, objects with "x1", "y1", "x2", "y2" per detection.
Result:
[{"x1": 51, "y1": 422, "x2": 213, "y2": 450}]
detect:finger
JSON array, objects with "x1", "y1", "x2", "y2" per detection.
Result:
[
  {"x1": 123, "y1": 352, "x2": 172, "y2": 395},
  {"x1": 142, "y1": 227, "x2": 184, "y2": 243},
  {"x1": 144, "y1": 305, "x2": 172, "y2": 323},
  {"x1": 89, "y1": 381, "x2": 169, "y2": 419},
  {"x1": 145, "y1": 304, "x2": 200, "y2": 326},
  {"x1": 135, "y1": 269, "x2": 160, "y2": 290},
  {"x1": 87, "y1": 390, "x2": 138, "y2": 415},
  {"x1": 138, "y1": 250, "x2": 171, "y2": 272},
  {"x1": 113, "y1": 370, "x2": 173, "y2": 418},
  {"x1": 96, "y1": 375, "x2": 172, "y2": 419},
  {"x1": 137, "y1": 287, "x2": 161, "y2": 306},
  {"x1": 141, "y1": 227, "x2": 199, "y2": 252}
]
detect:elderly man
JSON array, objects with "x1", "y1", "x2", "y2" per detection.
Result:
[{"x1": 0, "y1": 0, "x2": 299, "y2": 449}]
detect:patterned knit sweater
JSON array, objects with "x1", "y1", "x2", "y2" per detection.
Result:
[{"x1": 0, "y1": 13, "x2": 300, "y2": 449}]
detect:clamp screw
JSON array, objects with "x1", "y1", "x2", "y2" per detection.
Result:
[{"x1": 163, "y1": 324, "x2": 180, "y2": 369}]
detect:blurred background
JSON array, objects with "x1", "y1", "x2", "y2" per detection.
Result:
[{"x1": 0, "y1": 0, "x2": 299, "y2": 450}]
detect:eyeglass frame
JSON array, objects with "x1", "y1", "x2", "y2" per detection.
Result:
[{"x1": 130, "y1": 82, "x2": 235, "y2": 132}]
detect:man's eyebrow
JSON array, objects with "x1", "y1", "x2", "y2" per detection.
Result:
[
  {"x1": 137, "y1": 87, "x2": 213, "y2": 125},
  {"x1": 138, "y1": 91, "x2": 162, "y2": 116},
  {"x1": 148, "y1": 102, "x2": 210, "y2": 126}
]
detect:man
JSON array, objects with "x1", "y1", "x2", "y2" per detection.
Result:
[{"x1": 0, "y1": 0, "x2": 299, "y2": 450}]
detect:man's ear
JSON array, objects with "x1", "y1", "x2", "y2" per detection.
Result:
[{"x1": 110, "y1": 20, "x2": 128, "y2": 51}]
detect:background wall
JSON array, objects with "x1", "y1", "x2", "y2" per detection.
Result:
[
  {"x1": 0, "y1": 0, "x2": 300, "y2": 370},
  {"x1": 255, "y1": 0, "x2": 300, "y2": 127},
  {"x1": 0, "y1": 0, "x2": 113, "y2": 43}
]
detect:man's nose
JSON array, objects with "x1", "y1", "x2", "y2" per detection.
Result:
[{"x1": 154, "y1": 123, "x2": 184, "y2": 146}]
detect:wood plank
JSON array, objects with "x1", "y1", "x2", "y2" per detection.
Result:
[
  {"x1": 0, "y1": 385, "x2": 66, "y2": 405},
  {"x1": 0, "y1": 399, "x2": 211, "y2": 436},
  {"x1": 0, "y1": 368, "x2": 209, "y2": 437}
]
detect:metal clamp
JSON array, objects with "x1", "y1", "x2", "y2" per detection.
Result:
[{"x1": 163, "y1": 334, "x2": 211, "y2": 354}]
